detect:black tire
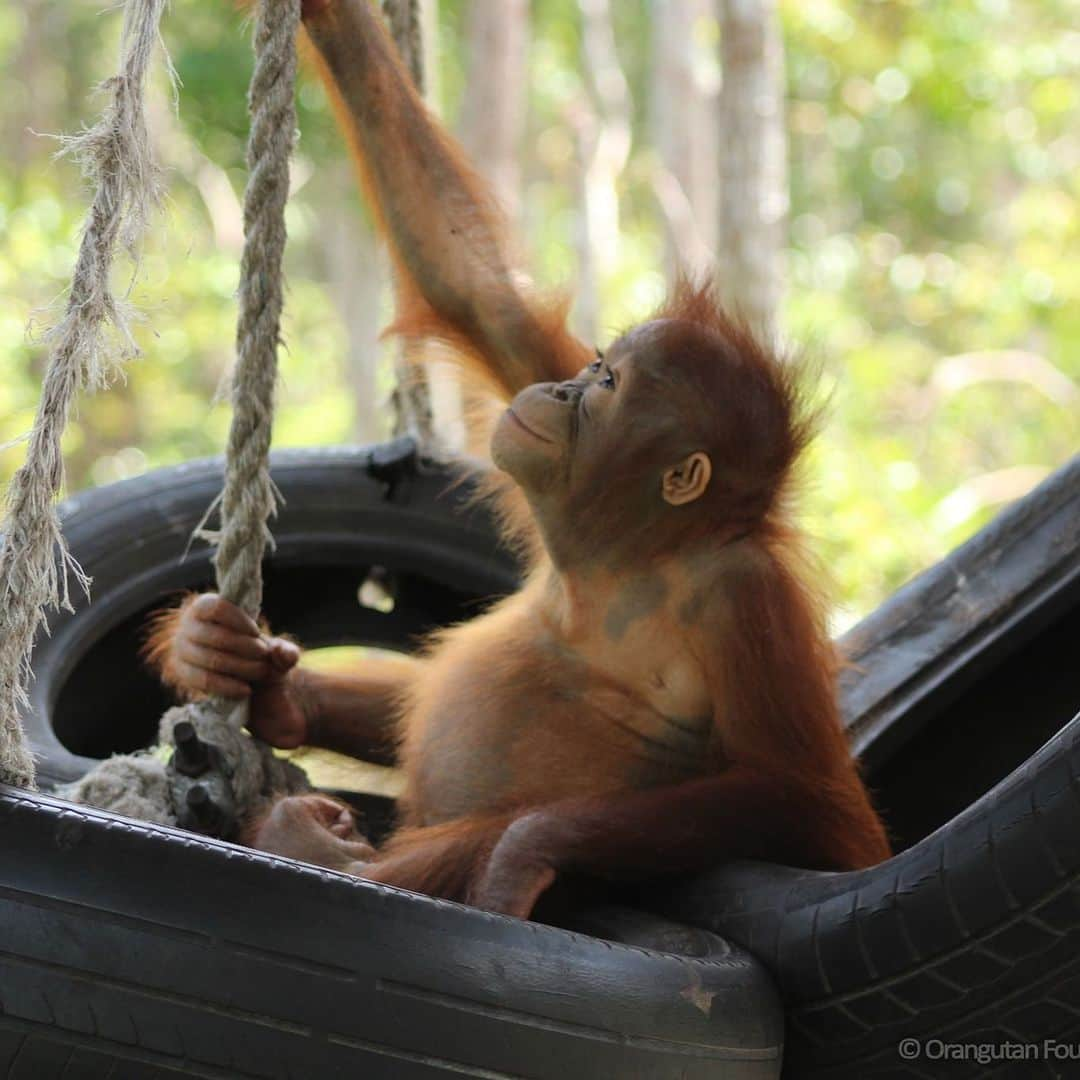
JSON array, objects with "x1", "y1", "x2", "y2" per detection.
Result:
[
  {"x1": 24, "y1": 441, "x2": 521, "y2": 787},
  {"x1": 657, "y1": 705, "x2": 1080, "y2": 1078},
  {"x1": 4, "y1": 441, "x2": 785, "y2": 1078},
  {"x1": 0, "y1": 786, "x2": 784, "y2": 1079},
  {"x1": 16, "y1": 442, "x2": 1078, "y2": 1077},
  {"x1": 840, "y1": 454, "x2": 1080, "y2": 775}
]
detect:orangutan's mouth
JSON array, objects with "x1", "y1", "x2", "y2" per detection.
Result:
[{"x1": 507, "y1": 409, "x2": 554, "y2": 444}]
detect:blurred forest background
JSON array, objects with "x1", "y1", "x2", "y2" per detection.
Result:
[{"x1": 1, "y1": 0, "x2": 1077, "y2": 630}]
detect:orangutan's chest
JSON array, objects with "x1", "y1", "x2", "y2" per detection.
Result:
[{"x1": 404, "y1": 632, "x2": 713, "y2": 824}]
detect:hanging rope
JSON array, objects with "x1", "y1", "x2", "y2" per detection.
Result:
[
  {"x1": 209, "y1": 0, "x2": 301, "y2": 619},
  {"x1": 60, "y1": 0, "x2": 309, "y2": 826},
  {"x1": 0, "y1": 0, "x2": 171, "y2": 790},
  {"x1": 382, "y1": 0, "x2": 437, "y2": 445},
  {"x1": 1, "y1": 0, "x2": 299, "y2": 801}
]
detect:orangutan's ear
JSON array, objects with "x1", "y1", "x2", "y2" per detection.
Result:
[{"x1": 661, "y1": 451, "x2": 711, "y2": 506}]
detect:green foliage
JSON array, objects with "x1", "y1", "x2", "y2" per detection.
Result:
[
  {"x1": 1, "y1": 0, "x2": 1076, "y2": 626},
  {"x1": 782, "y1": 0, "x2": 1079, "y2": 622}
]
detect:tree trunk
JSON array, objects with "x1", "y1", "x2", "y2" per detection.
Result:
[
  {"x1": 459, "y1": 0, "x2": 530, "y2": 215},
  {"x1": 572, "y1": 0, "x2": 632, "y2": 343},
  {"x1": 650, "y1": 0, "x2": 720, "y2": 278},
  {"x1": 717, "y1": 0, "x2": 788, "y2": 336},
  {"x1": 424, "y1": 0, "x2": 533, "y2": 453},
  {"x1": 325, "y1": 187, "x2": 384, "y2": 444}
]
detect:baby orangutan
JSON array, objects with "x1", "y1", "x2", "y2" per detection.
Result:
[{"x1": 145, "y1": 0, "x2": 891, "y2": 918}]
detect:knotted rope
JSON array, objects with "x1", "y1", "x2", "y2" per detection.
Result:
[
  {"x1": 63, "y1": 0, "x2": 308, "y2": 826},
  {"x1": 0, "y1": 0, "x2": 170, "y2": 790}
]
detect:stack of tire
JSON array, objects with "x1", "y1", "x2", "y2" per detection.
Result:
[{"x1": 3, "y1": 443, "x2": 1078, "y2": 1078}]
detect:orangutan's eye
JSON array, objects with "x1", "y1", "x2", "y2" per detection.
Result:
[
  {"x1": 601, "y1": 368, "x2": 616, "y2": 389},
  {"x1": 588, "y1": 348, "x2": 604, "y2": 374}
]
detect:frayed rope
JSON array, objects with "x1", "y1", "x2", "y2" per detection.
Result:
[{"x1": 0, "y1": 0, "x2": 173, "y2": 790}]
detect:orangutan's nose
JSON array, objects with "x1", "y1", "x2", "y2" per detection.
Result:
[{"x1": 550, "y1": 381, "x2": 583, "y2": 403}]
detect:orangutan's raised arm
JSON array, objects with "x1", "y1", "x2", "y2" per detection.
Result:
[{"x1": 301, "y1": 0, "x2": 590, "y2": 400}]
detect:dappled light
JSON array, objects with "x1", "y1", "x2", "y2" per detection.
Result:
[{"x1": 1, "y1": 0, "x2": 1077, "y2": 623}]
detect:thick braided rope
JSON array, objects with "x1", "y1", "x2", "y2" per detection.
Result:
[
  {"x1": 212, "y1": 0, "x2": 300, "y2": 618},
  {"x1": 0, "y1": 0, "x2": 169, "y2": 790}
]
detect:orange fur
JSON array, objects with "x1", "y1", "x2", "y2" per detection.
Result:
[
  {"x1": 301, "y1": 4, "x2": 589, "y2": 563},
  {"x1": 146, "y1": 0, "x2": 891, "y2": 913},
  {"x1": 142, "y1": 593, "x2": 198, "y2": 700},
  {"x1": 364, "y1": 814, "x2": 515, "y2": 902}
]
